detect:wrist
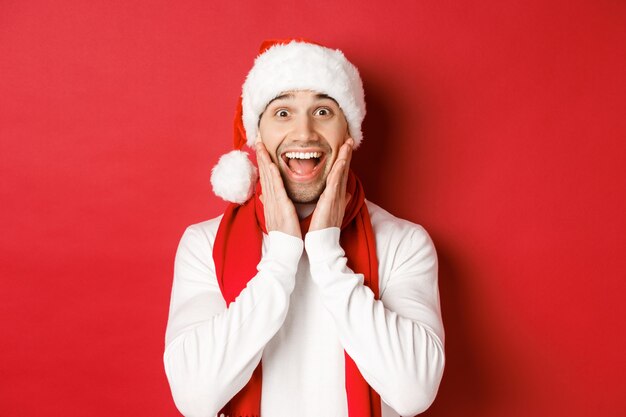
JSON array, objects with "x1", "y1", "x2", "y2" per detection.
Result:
[
  {"x1": 304, "y1": 227, "x2": 343, "y2": 263},
  {"x1": 265, "y1": 231, "x2": 304, "y2": 266},
  {"x1": 282, "y1": 224, "x2": 303, "y2": 239}
]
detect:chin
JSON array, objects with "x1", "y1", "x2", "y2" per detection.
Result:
[{"x1": 285, "y1": 182, "x2": 325, "y2": 204}]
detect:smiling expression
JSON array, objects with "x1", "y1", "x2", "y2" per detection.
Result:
[{"x1": 258, "y1": 90, "x2": 350, "y2": 203}]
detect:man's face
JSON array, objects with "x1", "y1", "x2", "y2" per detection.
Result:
[{"x1": 258, "y1": 90, "x2": 350, "y2": 203}]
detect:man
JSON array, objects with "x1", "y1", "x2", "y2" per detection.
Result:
[{"x1": 164, "y1": 39, "x2": 445, "y2": 417}]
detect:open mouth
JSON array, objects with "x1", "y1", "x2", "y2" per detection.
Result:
[{"x1": 281, "y1": 150, "x2": 326, "y2": 179}]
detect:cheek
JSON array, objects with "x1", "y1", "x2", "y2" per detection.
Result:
[
  {"x1": 258, "y1": 125, "x2": 282, "y2": 157},
  {"x1": 323, "y1": 126, "x2": 349, "y2": 153},
  {"x1": 263, "y1": 141, "x2": 280, "y2": 163}
]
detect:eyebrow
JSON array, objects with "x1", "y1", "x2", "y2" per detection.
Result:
[
  {"x1": 316, "y1": 93, "x2": 339, "y2": 105},
  {"x1": 265, "y1": 92, "x2": 338, "y2": 107}
]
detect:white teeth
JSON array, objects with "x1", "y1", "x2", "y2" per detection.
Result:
[{"x1": 285, "y1": 151, "x2": 322, "y2": 159}]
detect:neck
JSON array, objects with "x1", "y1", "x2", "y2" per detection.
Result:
[{"x1": 294, "y1": 203, "x2": 316, "y2": 219}]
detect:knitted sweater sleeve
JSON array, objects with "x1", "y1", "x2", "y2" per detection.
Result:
[
  {"x1": 163, "y1": 223, "x2": 303, "y2": 417},
  {"x1": 304, "y1": 220, "x2": 445, "y2": 417}
]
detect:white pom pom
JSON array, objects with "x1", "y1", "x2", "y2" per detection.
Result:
[{"x1": 210, "y1": 150, "x2": 258, "y2": 204}]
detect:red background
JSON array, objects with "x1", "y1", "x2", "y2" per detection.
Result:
[{"x1": 1, "y1": 1, "x2": 625, "y2": 416}]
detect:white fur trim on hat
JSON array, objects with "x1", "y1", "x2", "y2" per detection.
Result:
[
  {"x1": 242, "y1": 41, "x2": 366, "y2": 148},
  {"x1": 210, "y1": 150, "x2": 258, "y2": 204}
]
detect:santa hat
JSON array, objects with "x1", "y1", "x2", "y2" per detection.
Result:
[{"x1": 210, "y1": 39, "x2": 366, "y2": 204}]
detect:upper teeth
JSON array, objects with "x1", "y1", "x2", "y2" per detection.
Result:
[{"x1": 285, "y1": 151, "x2": 322, "y2": 159}]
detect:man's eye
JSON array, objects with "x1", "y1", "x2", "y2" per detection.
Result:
[
  {"x1": 275, "y1": 109, "x2": 289, "y2": 118},
  {"x1": 315, "y1": 107, "x2": 332, "y2": 117}
]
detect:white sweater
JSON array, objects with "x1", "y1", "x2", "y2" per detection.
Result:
[{"x1": 164, "y1": 201, "x2": 445, "y2": 417}]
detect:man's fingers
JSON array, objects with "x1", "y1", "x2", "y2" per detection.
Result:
[
  {"x1": 326, "y1": 159, "x2": 345, "y2": 196},
  {"x1": 268, "y1": 163, "x2": 289, "y2": 200},
  {"x1": 335, "y1": 138, "x2": 353, "y2": 172},
  {"x1": 256, "y1": 142, "x2": 274, "y2": 196},
  {"x1": 344, "y1": 138, "x2": 354, "y2": 170},
  {"x1": 256, "y1": 142, "x2": 271, "y2": 172},
  {"x1": 257, "y1": 141, "x2": 288, "y2": 200},
  {"x1": 324, "y1": 138, "x2": 353, "y2": 200},
  {"x1": 339, "y1": 139, "x2": 353, "y2": 196},
  {"x1": 255, "y1": 142, "x2": 267, "y2": 175},
  {"x1": 256, "y1": 154, "x2": 269, "y2": 196}
]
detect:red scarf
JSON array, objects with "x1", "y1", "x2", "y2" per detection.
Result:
[{"x1": 213, "y1": 170, "x2": 382, "y2": 417}]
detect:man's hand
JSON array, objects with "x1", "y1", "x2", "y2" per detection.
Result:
[
  {"x1": 256, "y1": 141, "x2": 302, "y2": 239},
  {"x1": 309, "y1": 138, "x2": 354, "y2": 232}
]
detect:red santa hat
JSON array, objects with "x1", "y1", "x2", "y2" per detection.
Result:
[{"x1": 210, "y1": 39, "x2": 366, "y2": 204}]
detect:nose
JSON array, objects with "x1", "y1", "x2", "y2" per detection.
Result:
[{"x1": 291, "y1": 113, "x2": 319, "y2": 142}]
